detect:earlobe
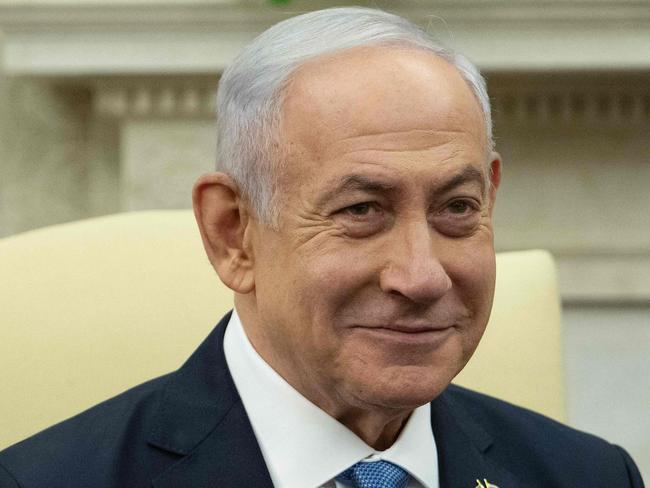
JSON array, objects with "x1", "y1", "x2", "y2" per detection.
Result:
[{"x1": 192, "y1": 173, "x2": 255, "y2": 294}]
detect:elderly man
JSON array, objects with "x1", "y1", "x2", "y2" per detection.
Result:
[{"x1": 0, "y1": 7, "x2": 644, "y2": 488}]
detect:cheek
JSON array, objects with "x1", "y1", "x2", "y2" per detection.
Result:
[
  {"x1": 466, "y1": 247, "x2": 496, "y2": 306},
  {"x1": 255, "y1": 244, "x2": 378, "y2": 352},
  {"x1": 294, "y1": 248, "x2": 376, "y2": 322},
  {"x1": 444, "y1": 241, "x2": 496, "y2": 344},
  {"x1": 454, "y1": 248, "x2": 495, "y2": 295}
]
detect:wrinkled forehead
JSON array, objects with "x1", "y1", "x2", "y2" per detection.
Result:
[{"x1": 279, "y1": 45, "x2": 488, "y2": 162}]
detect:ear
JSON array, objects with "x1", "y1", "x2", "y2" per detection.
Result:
[
  {"x1": 192, "y1": 172, "x2": 255, "y2": 294},
  {"x1": 487, "y1": 151, "x2": 502, "y2": 215}
]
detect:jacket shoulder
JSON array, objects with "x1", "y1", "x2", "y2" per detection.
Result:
[
  {"x1": 444, "y1": 384, "x2": 644, "y2": 486},
  {"x1": 0, "y1": 374, "x2": 178, "y2": 488},
  {"x1": 446, "y1": 383, "x2": 589, "y2": 441}
]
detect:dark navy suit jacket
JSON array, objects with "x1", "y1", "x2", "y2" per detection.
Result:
[{"x1": 0, "y1": 313, "x2": 644, "y2": 487}]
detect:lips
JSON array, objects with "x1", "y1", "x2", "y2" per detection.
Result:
[
  {"x1": 356, "y1": 321, "x2": 455, "y2": 334},
  {"x1": 352, "y1": 323, "x2": 456, "y2": 347},
  {"x1": 373, "y1": 323, "x2": 453, "y2": 334}
]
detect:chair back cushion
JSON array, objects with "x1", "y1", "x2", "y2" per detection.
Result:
[{"x1": 0, "y1": 210, "x2": 564, "y2": 448}]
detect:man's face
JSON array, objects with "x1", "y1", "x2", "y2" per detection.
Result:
[{"x1": 243, "y1": 47, "x2": 500, "y2": 413}]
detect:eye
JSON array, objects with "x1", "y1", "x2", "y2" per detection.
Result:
[
  {"x1": 446, "y1": 199, "x2": 475, "y2": 215},
  {"x1": 344, "y1": 202, "x2": 375, "y2": 217},
  {"x1": 334, "y1": 202, "x2": 387, "y2": 238},
  {"x1": 432, "y1": 198, "x2": 482, "y2": 237}
]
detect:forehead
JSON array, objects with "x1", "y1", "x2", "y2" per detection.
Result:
[{"x1": 280, "y1": 45, "x2": 487, "y2": 162}]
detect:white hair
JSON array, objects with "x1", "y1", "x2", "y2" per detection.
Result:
[{"x1": 216, "y1": 7, "x2": 493, "y2": 226}]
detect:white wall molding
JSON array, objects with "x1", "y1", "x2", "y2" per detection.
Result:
[
  {"x1": 90, "y1": 74, "x2": 650, "y2": 126},
  {"x1": 1, "y1": 0, "x2": 649, "y2": 75},
  {"x1": 93, "y1": 77, "x2": 218, "y2": 119},
  {"x1": 490, "y1": 74, "x2": 650, "y2": 127},
  {"x1": 1, "y1": 1, "x2": 649, "y2": 28}
]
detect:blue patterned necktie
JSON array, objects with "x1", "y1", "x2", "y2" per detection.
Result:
[{"x1": 336, "y1": 460, "x2": 410, "y2": 488}]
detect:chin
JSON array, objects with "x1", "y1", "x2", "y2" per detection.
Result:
[{"x1": 351, "y1": 364, "x2": 457, "y2": 411}]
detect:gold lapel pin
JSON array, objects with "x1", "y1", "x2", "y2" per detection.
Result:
[{"x1": 476, "y1": 479, "x2": 500, "y2": 488}]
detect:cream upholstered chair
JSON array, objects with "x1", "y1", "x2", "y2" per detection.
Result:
[{"x1": 0, "y1": 210, "x2": 564, "y2": 449}]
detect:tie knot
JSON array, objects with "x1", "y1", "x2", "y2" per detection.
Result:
[{"x1": 337, "y1": 460, "x2": 410, "y2": 488}]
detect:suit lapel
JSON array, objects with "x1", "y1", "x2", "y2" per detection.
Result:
[
  {"x1": 147, "y1": 312, "x2": 274, "y2": 488},
  {"x1": 431, "y1": 390, "x2": 525, "y2": 488},
  {"x1": 151, "y1": 402, "x2": 273, "y2": 488}
]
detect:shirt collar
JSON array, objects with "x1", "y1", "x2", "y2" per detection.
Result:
[{"x1": 224, "y1": 310, "x2": 439, "y2": 488}]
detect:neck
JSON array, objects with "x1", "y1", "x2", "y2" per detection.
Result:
[{"x1": 335, "y1": 406, "x2": 412, "y2": 450}]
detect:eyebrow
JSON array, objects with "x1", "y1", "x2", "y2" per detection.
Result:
[
  {"x1": 335, "y1": 175, "x2": 398, "y2": 195},
  {"x1": 435, "y1": 165, "x2": 487, "y2": 196},
  {"x1": 318, "y1": 163, "x2": 487, "y2": 206},
  {"x1": 316, "y1": 175, "x2": 399, "y2": 206}
]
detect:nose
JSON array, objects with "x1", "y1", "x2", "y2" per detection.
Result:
[{"x1": 379, "y1": 223, "x2": 452, "y2": 304}]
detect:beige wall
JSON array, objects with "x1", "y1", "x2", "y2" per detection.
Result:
[{"x1": 1, "y1": 0, "x2": 649, "y2": 479}]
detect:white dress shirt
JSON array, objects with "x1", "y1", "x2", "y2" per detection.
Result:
[{"x1": 224, "y1": 310, "x2": 439, "y2": 488}]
